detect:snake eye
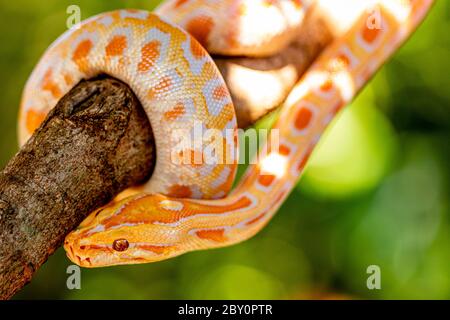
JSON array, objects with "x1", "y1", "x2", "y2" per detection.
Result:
[{"x1": 112, "y1": 239, "x2": 129, "y2": 252}]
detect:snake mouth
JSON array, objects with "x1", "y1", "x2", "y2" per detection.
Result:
[{"x1": 64, "y1": 239, "x2": 92, "y2": 267}]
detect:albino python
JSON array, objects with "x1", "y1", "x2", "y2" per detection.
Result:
[{"x1": 18, "y1": 0, "x2": 434, "y2": 267}]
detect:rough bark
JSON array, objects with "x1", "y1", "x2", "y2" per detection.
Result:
[{"x1": 0, "y1": 77, "x2": 155, "y2": 299}]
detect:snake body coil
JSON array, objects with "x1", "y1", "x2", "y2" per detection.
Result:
[{"x1": 19, "y1": 0, "x2": 434, "y2": 267}]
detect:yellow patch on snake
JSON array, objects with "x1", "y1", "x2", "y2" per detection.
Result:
[{"x1": 159, "y1": 199, "x2": 184, "y2": 211}]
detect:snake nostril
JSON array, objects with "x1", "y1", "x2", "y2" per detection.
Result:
[{"x1": 94, "y1": 209, "x2": 104, "y2": 217}]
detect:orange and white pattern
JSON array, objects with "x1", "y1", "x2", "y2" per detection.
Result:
[
  {"x1": 19, "y1": 10, "x2": 237, "y2": 201},
  {"x1": 156, "y1": 0, "x2": 312, "y2": 56},
  {"x1": 19, "y1": 1, "x2": 434, "y2": 267}
]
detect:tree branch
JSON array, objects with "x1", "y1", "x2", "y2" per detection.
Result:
[{"x1": 0, "y1": 77, "x2": 155, "y2": 299}]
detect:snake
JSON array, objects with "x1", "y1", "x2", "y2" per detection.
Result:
[{"x1": 18, "y1": 0, "x2": 434, "y2": 267}]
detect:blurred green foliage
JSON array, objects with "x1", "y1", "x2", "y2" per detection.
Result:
[{"x1": 0, "y1": 0, "x2": 448, "y2": 299}]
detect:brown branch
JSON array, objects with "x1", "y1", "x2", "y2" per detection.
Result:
[{"x1": 0, "y1": 77, "x2": 155, "y2": 299}]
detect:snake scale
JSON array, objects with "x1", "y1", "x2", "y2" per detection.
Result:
[{"x1": 18, "y1": 0, "x2": 434, "y2": 267}]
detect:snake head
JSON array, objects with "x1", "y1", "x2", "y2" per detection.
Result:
[{"x1": 64, "y1": 193, "x2": 181, "y2": 267}]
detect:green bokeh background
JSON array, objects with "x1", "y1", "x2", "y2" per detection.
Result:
[{"x1": 0, "y1": 0, "x2": 448, "y2": 299}]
